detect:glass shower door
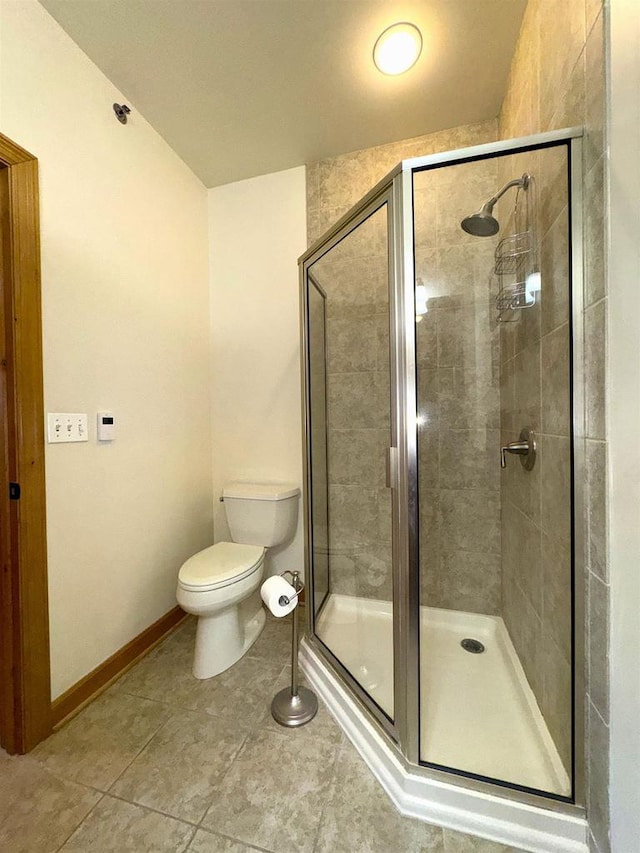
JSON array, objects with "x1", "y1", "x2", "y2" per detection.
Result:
[
  {"x1": 413, "y1": 142, "x2": 574, "y2": 798},
  {"x1": 304, "y1": 198, "x2": 395, "y2": 722}
]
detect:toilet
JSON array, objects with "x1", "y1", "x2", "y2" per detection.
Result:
[{"x1": 176, "y1": 482, "x2": 300, "y2": 679}]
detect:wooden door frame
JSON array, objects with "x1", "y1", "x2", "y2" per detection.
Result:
[{"x1": 0, "y1": 132, "x2": 51, "y2": 753}]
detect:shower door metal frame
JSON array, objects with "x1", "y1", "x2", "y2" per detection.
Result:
[
  {"x1": 300, "y1": 183, "x2": 403, "y2": 742},
  {"x1": 299, "y1": 126, "x2": 585, "y2": 816},
  {"x1": 396, "y1": 127, "x2": 586, "y2": 811}
]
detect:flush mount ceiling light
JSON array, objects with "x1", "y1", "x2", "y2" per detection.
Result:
[{"x1": 373, "y1": 22, "x2": 423, "y2": 75}]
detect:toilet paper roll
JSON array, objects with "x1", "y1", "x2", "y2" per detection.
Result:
[{"x1": 260, "y1": 575, "x2": 298, "y2": 618}]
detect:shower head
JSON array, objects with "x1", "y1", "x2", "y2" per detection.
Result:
[
  {"x1": 460, "y1": 173, "x2": 531, "y2": 238},
  {"x1": 461, "y1": 202, "x2": 500, "y2": 237}
]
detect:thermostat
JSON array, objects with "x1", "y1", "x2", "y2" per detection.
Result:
[{"x1": 97, "y1": 412, "x2": 115, "y2": 441}]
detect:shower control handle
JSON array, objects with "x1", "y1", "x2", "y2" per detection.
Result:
[{"x1": 500, "y1": 428, "x2": 536, "y2": 471}]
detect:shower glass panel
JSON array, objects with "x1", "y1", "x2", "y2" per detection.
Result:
[
  {"x1": 306, "y1": 201, "x2": 394, "y2": 721},
  {"x1": 307, "y1": 277, "x2": 330, "y2": 620},
  {"x1": 414, "y1": 143, "x2": 573, "y2": 797}
]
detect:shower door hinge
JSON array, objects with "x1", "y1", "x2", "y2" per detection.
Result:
[{"x1": 386, "y1": 447, "x2": 399, "y2": 490}]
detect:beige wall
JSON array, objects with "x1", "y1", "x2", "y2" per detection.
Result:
[
  {"x1": 0, "y1": 1, "x2": 213, "y2": 698},
  {"x1": 608, "y1": 1, "x2": 640, "y2": 849},
  {"x1": 208, "y1": 166, "x2": 307, "y2": 578},
  {"x1": 499, "y1": 0, "x2": 607, "y2": 848}
]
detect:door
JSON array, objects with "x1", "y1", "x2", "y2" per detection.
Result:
[{"x1": 0, "y1": 134, "x2": 51, "y2": 753}]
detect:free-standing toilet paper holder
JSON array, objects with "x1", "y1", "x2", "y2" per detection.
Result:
[{"x1": 270, "y1": 570, "x2": 318, "y2": 727}]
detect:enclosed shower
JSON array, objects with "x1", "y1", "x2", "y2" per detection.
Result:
[{"x1": 299, "y1": 130, "x2": 585, "y2": 848}]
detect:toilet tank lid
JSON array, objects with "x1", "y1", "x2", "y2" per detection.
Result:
[{"x1": 223, "y1": 482, "x2": 300, "y2": 501}]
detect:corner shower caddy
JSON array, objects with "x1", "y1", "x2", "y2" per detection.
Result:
[{"x1": 493, "y1": 174, "x2": 540, "y2": 321}]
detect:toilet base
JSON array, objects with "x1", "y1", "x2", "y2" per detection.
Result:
[{"x1": 193, "y1": 605, "x2": 266, "y2": 679}]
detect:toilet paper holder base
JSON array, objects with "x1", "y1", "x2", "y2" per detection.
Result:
[{"x1": 270, "y1": 570, "x2": 318, "y2": 728}]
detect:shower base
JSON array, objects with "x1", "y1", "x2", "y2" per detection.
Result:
[{"x1": 315, "y1": 593, "x2": 569, "y2": 796}]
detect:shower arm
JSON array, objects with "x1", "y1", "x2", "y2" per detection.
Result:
[{"x1": 484, "y1": 174, "x2": 530, "y2": 211}]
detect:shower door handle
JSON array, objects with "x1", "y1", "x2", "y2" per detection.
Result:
[{"x1": 386, "y1": 447, "x2": 398, "y2": 489}]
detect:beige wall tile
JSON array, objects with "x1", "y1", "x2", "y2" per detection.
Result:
[
  {"x1": 540, "y1": 206, "x2": 570, "y2": 336},
  {"x1": 538, "y1": 145, "x2": 571, "y2": 240},
  {"x1": 585, "y1": 157, "x2": 606, "y2": 307},
  {"x1": 328, "y1": 484, "x2": 380, "y2": 550},
  {"x1": 416, "y1": 304, "x2": 438, "y2": 368},
  {"x1": 328, "y1": 429, "x2": 388, "y2": 489},
  {"x1": 585, "y1": 9, "x2": 606, "y2": 174},
  {"x1": 542, "y1": 532, "x2": 572, "y2": 660},
  {"x1": 329, "y1": 541, "x2": 393, "y2": 601},
  {"x1": 586, "y1": 439, "x2": 608, "y2": 581},
  {"x1": 438, "y1": 367, "x2": 500, "y2": 430},
  {"x1": 503, "y1": 576, "x2": 543, "y2": 700},
  {"x1": 418, "y1": 425, "x2": 439, "y2": 492},
  {"x1": 538, "y1": 0, "x2": 586, "y2": 130},
  {"x1": 540, "y1": 434, "x2": 572, "y2": 547},
  {"x1": 587, "y1": 700, "x2": 611, "y2": 853},
  {"x1": 439, "y1": 429, "x2": 500, "y2": 491},
  {"x1": 548, "y1": 48, "x2": 586, "y2": 132},
  {"x1": 326, "y1": 314, "x2": 387, "y2": 374},
  {"x1": 439, "y1": 489, "x2": 501, "y2": 555},
  {"x1": 585, "y1": 298, "x2": 607, "y2": 440},
  {"x1": 586, "y1": 0, "x2": 604, "y2": 38},
  {"x1": 513, "y1": 340, "x2": 541, "y2": 432},
  {"x1": 540, "y1": 633, "x2": 572, "y2": 773},
  {"x1": 588, "y1": 570, "x2": 610, "y2": 722},
  {"x1": 502, "y1": 499, "x2": 543, "y2": 615},
  {"x1": 541, "y1": 322, "x2": 571, "y2": 436},
  {"x1": 501, "y1": 431, "x2": 542, "y2": 525},
  {"x1": 427, "y1": 551, "x2": 501, "y2": 615},
  {"x1": 327, "y1": 371, "x2": 390, "y2": 430}
]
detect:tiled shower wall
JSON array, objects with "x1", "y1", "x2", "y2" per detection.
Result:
[
  {"x1": 306, "y1": 120, "x2": 500, "y2": 607},
  {"x1": 310, "y1": 209, "x2": 393, "y2": 601},
  {"x1": 497, "y1": 144, "x2": 573, "y2": 774},
  {"x1": 413, "y1": 164, "x2": 502, "y2": 615},
  {"x1": 499, "y1": 0, "x2": 608, "y2": 850}
]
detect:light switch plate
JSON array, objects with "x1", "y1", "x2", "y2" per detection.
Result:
[{"x1": 47, "y1": 413, "x2": 89, "y2": 443}]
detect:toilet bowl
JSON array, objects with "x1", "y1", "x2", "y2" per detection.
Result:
[
  {"x1": 176, "y1": 482, "x2": 299, "y2": 679},
  {"x1": 177, "y1": 541, "x2": 266, "y2": 679}
]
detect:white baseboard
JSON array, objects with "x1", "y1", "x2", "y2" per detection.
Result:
[{"x1": 300, "y1": 639, "x2": 588, "y2": 853}]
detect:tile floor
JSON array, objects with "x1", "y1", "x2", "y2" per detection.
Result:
[{"x1": 0, "y1": 615, "x2": 527, "y2": 852}]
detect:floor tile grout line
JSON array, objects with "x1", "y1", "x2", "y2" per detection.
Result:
[
  {"x1": 104, "y1": 790, "x2": 201, "y2": 829},
  {"x1": 192, "y1": 826, "x2": 276, "y2": 853},
  {"x1": 53, "y1": 790, "x2": 106, "y2": 852},
  {"x1": 195, "y1": 727, "x2": 254, "y2": 831},
  {"x1": 181, "y1": 824, "x2": 199, "y2": 853},
  {"x1": 105, "y1": 707, "x2": 178, "y2": 795}
]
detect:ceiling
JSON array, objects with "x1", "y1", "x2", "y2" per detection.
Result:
[{"x1": 39, "y1": 0, "x2": 527, "y2": 188}]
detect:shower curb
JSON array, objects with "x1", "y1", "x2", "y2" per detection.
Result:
[{"x1": 300, "y1": 639, "x2": 588, "y2": 853}]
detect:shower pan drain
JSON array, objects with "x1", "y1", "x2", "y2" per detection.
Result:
[{"x1": 461, "y1": 638, "x2": 485, "y2": 654}]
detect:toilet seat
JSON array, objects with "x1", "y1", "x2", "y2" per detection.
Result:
[{"x1": 178, "y1": 541, "x2": 265, "y2": 593}]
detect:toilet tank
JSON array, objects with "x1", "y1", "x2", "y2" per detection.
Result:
[{"x1": 223, "y1": 482, "x2": 300, "y2": 547}]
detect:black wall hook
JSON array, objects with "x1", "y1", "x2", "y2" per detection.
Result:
[{"x1": 113, "y1": 103, "x2": 131, "y2": 124}]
